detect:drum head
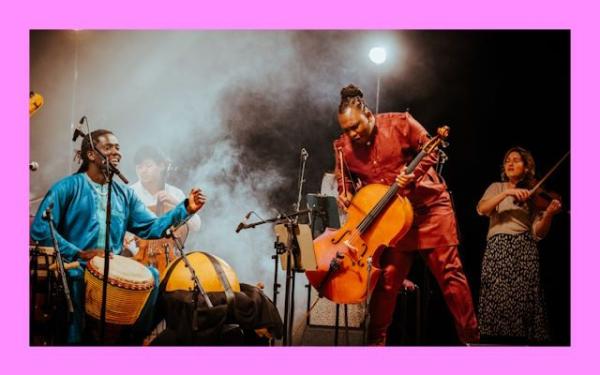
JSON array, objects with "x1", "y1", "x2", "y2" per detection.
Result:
[
  {"x1": 163, "y1": 251, "x2": 241, "y2": 293},
  {"x1": 88, "y1": 255, "x2": 154, "y2": 289}
]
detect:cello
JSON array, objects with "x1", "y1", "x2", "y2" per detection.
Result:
[{"x1": 305, "y1": 126, "x2": 450, "y2": 304}]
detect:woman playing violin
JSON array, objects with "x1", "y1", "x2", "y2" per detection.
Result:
[
  {"x1": 334, "y1": 84, "x2": 479, "y2": 345},
  {"x1": 477, "y1": 146, "x2": 561, "y2": 344}
]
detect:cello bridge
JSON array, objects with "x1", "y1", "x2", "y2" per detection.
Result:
[{"x1": 343, "y1": 240, "x2": 360, "y2": 263}]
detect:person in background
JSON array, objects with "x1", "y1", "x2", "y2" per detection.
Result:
[
  {"x1": 124, "y1": 145, "x2": 201, "y2": 257},
  {"x1": 477, "y1": 146, "x2": 561, "y2": 344}
]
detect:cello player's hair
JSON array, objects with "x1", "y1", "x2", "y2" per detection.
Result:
[{"x1": 338, "y1": 84, "x2": 369, "y2": 114}]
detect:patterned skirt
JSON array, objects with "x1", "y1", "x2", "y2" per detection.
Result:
[{"x1": 478, "y1": 232, "x2": 550, "y2": 343}]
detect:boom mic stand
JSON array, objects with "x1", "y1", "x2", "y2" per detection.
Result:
[
  {"x1": 236, "y1": 148, "x2": 311, "y2": 346},
  {"x1": 282, "y1": 147, "x2": 309, "y2": 346},
  {"x1": 41, "y1": 203, "x2": 75, "y2": 321},
  {"x1": 281, "y1": 216, "x2": 300, "y2": 346},
  {"x1": 237, "y1": 208, "x2": 312, "y2": 346},
  {"x1": 99, "y1": 158, "x2": 114, "y2": 344},
  {"x1": 165, "y1": 215, "x2": 214, "y2": 330},
  {"x1": 75, "y1": 117, "x2": 129, "y2": 344}
]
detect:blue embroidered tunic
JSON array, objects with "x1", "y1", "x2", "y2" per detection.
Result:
[{"x1": 30, "y1": 173, "x2": 189, "y2": 260}]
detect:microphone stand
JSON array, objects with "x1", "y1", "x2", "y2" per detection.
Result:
[
  {"x1": 165, "y1": 215, "x2": 214, "y2": 330},
  {"x1": 240, "y1": 148, "x2": 310, "y2": 346},
  {"x1": 98, "y1": 157, "x2": 115, "y2": 344},
  {"x1": 41, "y1": 204, "x2": 75, "y2": 322},
  {"x1": 240, "y1": 209, "x2": 312, "y2": 231},
  {"x1": 94, "y1": 161, "x2": 129, "y2": 343},
  {"x1": 281, "y1": 149, "x2": 308, "y2": 345},
  {"x1": 237, "y1": 208, "x2": 312, "y2": 346},
  {"x1": 295, "y1": 149, "x2": 309, "y2": 213},
  {"x1": 77, "y1": 117, "x2": 129, "y2": 343}
]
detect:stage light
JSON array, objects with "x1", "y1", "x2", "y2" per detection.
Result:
[{"x1": 369, "y1": 47, "x2": 387, "y2": 65}]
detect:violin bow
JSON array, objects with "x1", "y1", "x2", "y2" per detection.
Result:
[{"x1": 529, "y1": 151, "x2": 570, "y2": 193}]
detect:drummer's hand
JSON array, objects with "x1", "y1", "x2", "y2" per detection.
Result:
[
  {"x1": 187, "y1": 188, "x2": 206, "y2": 214},
  {"x1": 395, "y1": 168, "x2": 415, "y2": 189},
  {"x1": 337, "y1": 192, "x2": 353, "y2": 213},
  {"x1": 78, "y1": 249, "x2": 113, "y2": 261},
  {"x1": 157, "y1": 190, "x2": 179, "y2": 206}
]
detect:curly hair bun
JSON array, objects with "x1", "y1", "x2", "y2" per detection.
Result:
[{"x1": 340, "y1": 84, "x2": 363, "y2": 99}]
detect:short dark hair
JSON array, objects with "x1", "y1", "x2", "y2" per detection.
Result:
[{"x1": 134, "y1": 145, "x2": 167, "y2": 166}]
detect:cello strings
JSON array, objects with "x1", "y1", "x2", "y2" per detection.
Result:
[
  {"x1": 345, "y1": 185, "x2": 397, "y2": 248},
  {"x1": 345, "y1": 146, "x2": 431, "y2": 247}
]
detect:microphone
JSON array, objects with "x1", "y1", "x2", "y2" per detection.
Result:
[
  {"x1": 42, "y1": 202, "x2": 54, "y2": 220},
  {"x1": 29, "y1": 161, "x2": 39, "y2": 171},
  {"x1": 72, "y1": 128, "x2": 84, "y2": 142},
  {"x1": 72, "y1": 120, "x2": 86, "y2": 142},
  {"x1": 235, "y1": 211, "x2": 252, "y2": 233}
]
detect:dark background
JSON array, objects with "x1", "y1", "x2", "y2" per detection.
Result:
[
  {"x1": 31, "y1": 30, "x2": 570, "y2": 345},
  {"x1": 221, "y1": 31, "x2": 570, "y2": 345}
]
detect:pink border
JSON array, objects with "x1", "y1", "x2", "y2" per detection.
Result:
[{"x1": 6, "y1": 0, "x2": 599, "y2": 374}]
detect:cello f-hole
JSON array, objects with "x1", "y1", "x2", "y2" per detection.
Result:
[
  {"x1": 332, "y1": 230, "x2": 351, "y2": 244},
  {"x1": 359, "y1": 243, "x2": 368, "y2": 257}
]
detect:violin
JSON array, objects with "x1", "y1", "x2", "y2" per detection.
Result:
[
  {"x1": 517, "y1": 178, "x2": 562, "y2": 212},
  {"x1": 516, "y1": 151, "x2": 569, "y2": 212}
]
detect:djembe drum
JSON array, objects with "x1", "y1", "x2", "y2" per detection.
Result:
[{"x1": 84, "y1": 255, "x2": 155, "y2": 325}]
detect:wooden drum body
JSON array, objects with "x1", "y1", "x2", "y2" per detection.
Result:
[
  {"x1": 84, "y1": 255, "x2": 154, "y2": 325},
  {"x1": 306, "y1": 184, "x2": 414, "y2": 304},
  {"x1": 162, "y1": 251, "x2": 240, "y2": 293}
]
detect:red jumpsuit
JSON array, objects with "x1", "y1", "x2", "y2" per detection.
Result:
[{"x1": 334, "y1": 112, "x2": 479, "y2": 344}]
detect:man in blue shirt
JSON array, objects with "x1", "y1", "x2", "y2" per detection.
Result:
[{"x1": 30, "y1": 129, "x2": 206, "y2": 344}]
